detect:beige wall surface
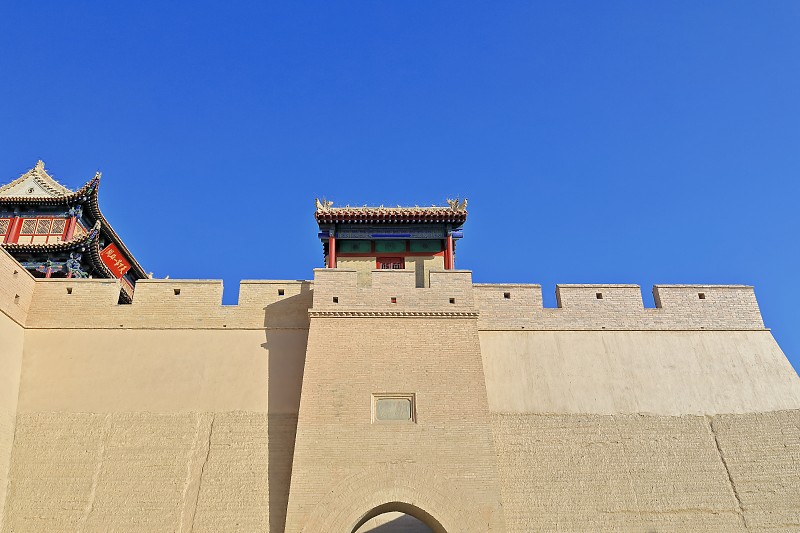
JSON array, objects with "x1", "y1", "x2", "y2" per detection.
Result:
[
  {"x1": 2, "y1": 411, "x2": 271, "y2": 533},
  {"x1": 3, "y1": 259, "x2": 800, "y2": 532},
  {"x1": 285, "y1": 316, "x2": 505, "y2": 533},
  {"x1": 481, "y1": 330, "x2": 800, "y2": 415},
  {"x1": 491, "y1": 410, "x2": 800, "y2": 532},
  {"x1": 4, "y1": 325, "x2": 307, "y2": 533},
  {"x1": 0, "y1": 315, "x2": 24, "y2": 528},
  {"x1": 17, "y1": 328, "x2": 310, "y2": 413}
]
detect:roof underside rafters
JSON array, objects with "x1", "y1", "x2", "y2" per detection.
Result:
[{"x1": 314, "y1": 199, "x2": 468, "y2": 225}]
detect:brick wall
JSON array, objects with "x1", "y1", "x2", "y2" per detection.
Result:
[
  {"x1": 284, "y1": 269, "x2": 505, "y2": 532},
  {"x1": 475, "y1": 283, "x2": 765, "y2": 330},
  {"x1": 492, "y1": 410, "x2": 800, "y2": 532}
]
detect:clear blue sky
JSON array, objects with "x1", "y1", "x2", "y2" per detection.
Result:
[{"x1": 1, "y1": 3, "x2": 798, "y2": 370}]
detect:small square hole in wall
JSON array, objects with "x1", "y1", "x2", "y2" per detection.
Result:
[
  {"x1": 332, "y1": 296, "x2": 339, "y2": 303},
  {"x1": 391, "y1": 297, "x2": 397, "y2": 304},
  {"x1": 278, "y1": 289, "x2": 285, "y2": 296},
  {"x1": 174, "y1": 288, "x2": 181, "y2": 296},
  {"x1": 698, "y1": 292, "x2": 706, "y2": 300},
  {"x1": 596, "y1": 293, "x2": 603, "y2": 299},
  {"x1": 503, "y1": 292, "x2": 511, "y2": 299},
  {"x1": 66, "y1": 287, "x2": 73, "y2": 295},
  {"x1": 449, "y1": 298, "x2": 455, "y2": 304}
]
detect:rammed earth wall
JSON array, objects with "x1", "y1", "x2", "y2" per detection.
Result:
[{"x1": 1, "y1": 247, "x2": 799, "y2": 532}]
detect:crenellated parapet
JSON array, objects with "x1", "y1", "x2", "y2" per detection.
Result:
[
  {"x1": 310, "y1": 268, "x2": 475, "y2": 317},
  {"x1": 1, "y1": 247, "x2": 766, "y2": 331},
  {"x1": 475, "y1": 283, "x2": 765, "y2": 330}
]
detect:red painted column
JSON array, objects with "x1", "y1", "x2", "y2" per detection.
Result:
[
  {"x1": 5, "y1": 217, "x2": 22, "y2": 244},
  {"x1": 329, "y1": 235, "x2": 337, "y2": 268},
  {"x1": 446, "y1": 234, "x2": 454, "y2": 270},
  {"x1": 64, "y1": 216, "x2": 77, "y2": 240}
]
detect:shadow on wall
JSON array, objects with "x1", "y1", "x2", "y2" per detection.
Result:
[
  {"x1": 262, "y1": 283, "x2": 313, "y2": 533},
  {"x1": 354, "y1": 512, "x2": 435, "y2": 533}
]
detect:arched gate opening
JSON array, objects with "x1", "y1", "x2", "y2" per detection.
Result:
[{"x1": 351, "y1": 502, "x2": 446, "y2": 533}]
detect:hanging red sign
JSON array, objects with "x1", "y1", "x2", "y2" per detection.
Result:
[{"x1": 99, "y1": 243, "x2": 131, "y2": 278}]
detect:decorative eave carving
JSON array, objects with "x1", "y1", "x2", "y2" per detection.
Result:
[{"x1": 314, "y1": 198, "x2": 469, "y2": 224}]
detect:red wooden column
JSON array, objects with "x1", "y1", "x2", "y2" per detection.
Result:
[
  {"x1": 446, "y1": 233, "x2": 454, "y2": 270},
  {"x1": 64, "y1": 216, "x2": 77, "y2": 240},
  {"x1": 5, "y1": 217, "x2": 22, "y2": 244},
  {"x1": 328, "y1": 233, "x2": 337, "y2": 268}
]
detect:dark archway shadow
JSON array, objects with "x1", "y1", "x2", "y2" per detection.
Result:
[
  {"x1": 352, "y1": 503, "x2": 446, "y2": 533},
  {"x1": 261, "y1": 283, "x2": 313, "y2": 533}
]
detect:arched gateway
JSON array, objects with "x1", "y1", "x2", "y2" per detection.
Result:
[{"x1": 351, "y1": 503, "x2": 445, "y2": 533}]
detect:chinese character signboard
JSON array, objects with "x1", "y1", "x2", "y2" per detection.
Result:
[{"x1": 100, "y1": 243, "x2": 131, "y2": 278}]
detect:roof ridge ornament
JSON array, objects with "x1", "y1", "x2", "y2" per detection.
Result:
[
  {"x1": 315, "y1": 198, "x2": 334, "y2": 212},
  {"x1": 0, "y1": 160, "x2": 74, "y2": 197},
  {"x1": 446, "y1": 198, "x2": 468, "y2": 212}
]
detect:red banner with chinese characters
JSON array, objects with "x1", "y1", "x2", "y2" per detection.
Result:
[{"x1": 100, "y1": 243, "x2": 131, "y2": 278}]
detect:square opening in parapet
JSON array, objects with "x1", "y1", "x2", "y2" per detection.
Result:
[
  {"x1": 698, "y1": 292, "x2": 706, "y2": 300},
  {"x1": 278, "y1": 289, "x2": 285, "y2": 296},
  {"x1": 504, "y1": 292, "x2": 511, "y2": 299},
  {"x1": 596, "y1": 293, "x2": 603, "y2": 299},
  {"x1": 174, "y1": 288, "x2": 181, "y2": 296}
]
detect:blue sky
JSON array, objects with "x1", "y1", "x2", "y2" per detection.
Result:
[{"x1": 1, "y1": 2, "x2": 798, "y2": 370}]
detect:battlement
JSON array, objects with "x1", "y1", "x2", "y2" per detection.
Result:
[
  {"x1": 0, "y1": 249, "x2": 36, "y2": 326},
  {"x1": 0, "y1": 247, "x2": 766, "y2": 331},
  {"x1": 475, "y1": 283, "x2": 765, "y2": 330},
  {"x1": 310, "y1": 268, "x2": 475, "y2": 315}
]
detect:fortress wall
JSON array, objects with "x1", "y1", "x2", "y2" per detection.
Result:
[
  {"x1": 475, "y1": 283, "x2": 765, "y2": 330},
  {"x1": 3, "y1": 270, "x2": 313, "y2": 532},
  {"x1": 284, "y1": 268, "x2": 505, "y2": 532},
  {"x1": 3, "y1": 325, "x2": 309, "y2": 533},
  {"x1": 0, "y1": 248, "x2": 35, "y2": 326},
  {"x1": 480, "y1": 330, "x2": 800, "y2": 416},
  {"x1": 311, "y1": 268, "x2": 474, "y2": 311},
  {"x1": 0, "y1": 251, "x2": 32, "y2": 526},
  {"x1": 337, "y1": 256, "x2": 444, "y2": 288},
  {"x1": 0, "y1": 315, "x2": 23, "y2": 528},
  {"x1": 4, "y1": 259, "x2": 799, "y2": 532},
  {"x1": 491, "y1": 410, "x2": 800, "y2": 533},
  {"x1": 23, "y1": 277, "x2": 314, "y2": 329},
  {"x1": 338, "y1": 258, "x2": 376, "y2": 287}
]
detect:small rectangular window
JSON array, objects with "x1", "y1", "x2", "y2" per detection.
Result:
[
  {"x1": 377, "y1": 257, "x2": 405, "y2": 270},
  {"x1": 278, "y1": 289, "x2": 285, "y2": 296},
  {"x1": 698, "y1": 292, "x2": 706, "y2": 300},
  {"x1": 596, "y1": 293, "x2": 603, "y2": 299},
  {"x1": 503, "y1": 292, "x2": 511, "y2": 299},
  {"x1": 332, "y1": 296, "x2": 339, "y2": 303},
  {"x1": 174, "y1": 288, "x2": 181, "y2": 296}
]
